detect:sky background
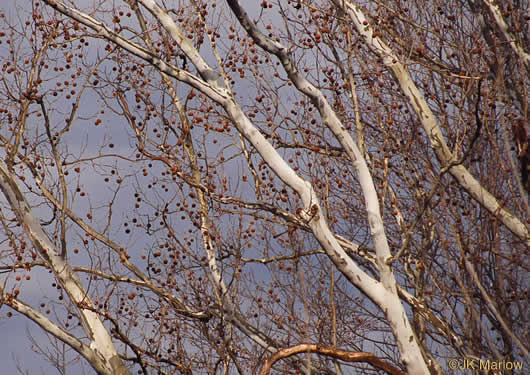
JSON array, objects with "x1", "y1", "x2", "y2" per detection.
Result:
[
  {"x1": 5, "y1": 0, "x2": 386, "y2": 373},
  {"x1": 0, "y1": 1, "x2": 241, "y2": 373},
  {"x1": 0, "y1": 1, "x2": 100, "y2": 374}
]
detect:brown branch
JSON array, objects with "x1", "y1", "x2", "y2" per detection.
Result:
[{"x1": 259, "y1": 344, "x2": 406, "y2": 375}]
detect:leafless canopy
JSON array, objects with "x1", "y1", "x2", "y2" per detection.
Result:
[{"x1": 0, "y1": 1, "x2": 528, "y2": 374}]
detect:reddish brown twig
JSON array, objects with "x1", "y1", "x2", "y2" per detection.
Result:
[{"x1": 259, "y1": 344, "x2": 406, "y2": 375}]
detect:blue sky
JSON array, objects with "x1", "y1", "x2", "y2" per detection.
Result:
[{"x1": 0, "y1": 1, "x2": 98, "y2": 373}]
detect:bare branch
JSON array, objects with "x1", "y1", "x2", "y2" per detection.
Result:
[{"x1": 259, "y1": 344, "x2": 406, "y2": 375}]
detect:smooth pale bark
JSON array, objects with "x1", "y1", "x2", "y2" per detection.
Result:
[
  {"x1": 0, "y1": 160, "x2": 131, "y2": 375},
  {"x1": 480, "y1": 0, "x2": 530, "y2": 68},
  {"x1": 43, "y1": 1, "x2": 228, "y2": 103},
  {"x1": 339, "y1": 0, "x2": 528, "y2": 244},
  {"x1": 0, "y1": 286, "x2": 111, "y2": 375}
]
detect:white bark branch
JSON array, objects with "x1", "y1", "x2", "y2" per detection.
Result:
[
  {"x1": 481, "y1": 0, "x2": 530, "y2": 68},
  {"x1": 29, "y1": 156, "x2": 210, "y2": 321},
  {"x1": 339, "y1": 0, "x2": 528, "y2": 243},
  {"x1": 137, "y1": 0, "x2": 229, "y2": 91},
  {"x1": 129, "y1": 3, "x2": 381, "y2": 304},
  {"x1": 225, "y1": 1, "x2": 430, "y2": 373},
  {"x1": 0, "y1": 286, "x2": 110, "y2": 375},
  {"x1": 43, "y1": 0, "x2": 228, "y2": 103},
  {"x1": 0, "y1": 160, "x2": 130, "y2": 375}
]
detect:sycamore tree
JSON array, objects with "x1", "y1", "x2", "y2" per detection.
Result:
[{"x1": 0, "y1": 0, "x2": 528, "y2": 374}]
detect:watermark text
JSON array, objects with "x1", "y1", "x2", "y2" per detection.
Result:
[{"x1": 448, "y1": 358, "x2": 523, "y2": 371}]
